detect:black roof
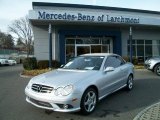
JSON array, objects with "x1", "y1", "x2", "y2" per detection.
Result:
[{"x1": 32, "y1": 2, "x2": 160, "y2": 15}]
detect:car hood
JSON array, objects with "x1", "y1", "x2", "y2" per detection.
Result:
[
  {"x1": 31, "y1": 68, "x2": 98, "y2": 88},
  {"x1": 147, "y1": 56, "x2": 160, "y2": 60},
  {"x1": 152, "y1": 56, "x2": 160, "y2": 60}
]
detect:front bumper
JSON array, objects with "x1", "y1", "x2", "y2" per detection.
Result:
[
  {"x1": 144, "y1": 62, "x2": 155, "y2": 70},
  {"x1": 25, "y1": 87, "x2": 81, "y2": 112},
  {"x1": 144, "y1": 64, "x2": 151, "y2": 70}
]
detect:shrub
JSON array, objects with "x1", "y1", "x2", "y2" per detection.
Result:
[
  {"x1": 52, "y1": 60, "x2": 61, "y2": 68},
  {"x1": 132, "y1": 57, "x2": 138, "y2": 65},
  {"x1": 123, "y1": 56, "x2": 129, "y2": 62},
  {"x1": 23, "y1": 57, "x2": 37, "y2": 70},
  {"x1": 122, "y1": 56, "x2": 138, "y2": 65},
  {"x1": 37, "y1": 60, "x2": 60, "y2": 69},
  {"x1": 37, "y1": 60, "x2": 49, "y2": 69}
]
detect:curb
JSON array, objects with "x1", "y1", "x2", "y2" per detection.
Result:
[
  {"x1": 20, "y1": 73, "x2": 33, "y2": 79},
  {"x1": 133, "y1": 102, "x2": 160, "y2": 120}
]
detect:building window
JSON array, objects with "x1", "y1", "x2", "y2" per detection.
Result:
[
  {"x1": 127, "y1": 39, "x2": 160, "y2": 62},
  {"x1": 65, "y1": 36, "x2": 113, "y2": 62}
]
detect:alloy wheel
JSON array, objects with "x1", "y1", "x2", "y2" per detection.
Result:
[
  {"x1": 81, "y1": 88, "x2": 97, "y2": 115},
  {"x1": 126, "y1": 75, "x2": 133, "y2": 90},
  {"x1": 84, "y1": 91, "x2": 96, "y2": 112},
  {"x1": 154, "y1": 64, "x2": 160, "y2": 76},
  {"x1": 156, "y1": 66, "x2": 160, "y2": 76}
]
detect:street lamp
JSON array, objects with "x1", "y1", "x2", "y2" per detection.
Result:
[
  {"x1": 48, "y1": 23, "x2": 52, "y2": 69},
  {"x1": 129, "y1": 26, "x2": 133, "y2": 63}
]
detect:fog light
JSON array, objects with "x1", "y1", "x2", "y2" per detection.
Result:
[
  {"x1": 63, "y1": 104, "x2": 68, "y2": 109},
  {"x1": 56, "y1": 103, "x2": 73, "y2": 109}
]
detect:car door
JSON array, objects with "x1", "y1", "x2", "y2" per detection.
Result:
[
  {"x1": 116, "y1": 56, "x2": 129, "y2": 86},
  {"x1": 100, "y1": 56, "x2": 124, "y2": 96}
]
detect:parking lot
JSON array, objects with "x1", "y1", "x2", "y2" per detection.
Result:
[{"x1": 0, "y1": 65, "x2": 160, "y2": 120}]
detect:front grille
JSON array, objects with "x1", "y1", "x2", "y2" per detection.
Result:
[
  {"x1": 29, "y1": 97, "x2": 52, "y2": 108},
  {"x1": 32, "y1": 84, "x2": 53, "y2": 93}
]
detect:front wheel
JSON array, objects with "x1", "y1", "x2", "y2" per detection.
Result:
[
  {"x1": 80, "y1": 88, "x2": 97, "y2": 115},
  {"x1": 126, "y1": 75, "x2": 133, "y2": 91},
  {"x1": 154, "y1": 64, "x2": 160, "y2": 76}
]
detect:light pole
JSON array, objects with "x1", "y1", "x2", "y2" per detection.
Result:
[
  {"x1": 129, "y1": 26, "x2": 133, "y2": 63},
  {"x1": 48, "y1": 23, "x2": 52, "y2": 69}
]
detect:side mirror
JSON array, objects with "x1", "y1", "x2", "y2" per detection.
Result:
[{"x1": 104, "y1": 67, "x2": 115, "y2": 72}]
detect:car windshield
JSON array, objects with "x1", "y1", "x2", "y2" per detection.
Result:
[{"x1": 63, "y1": 56, "x2": 104, "y2": 70}]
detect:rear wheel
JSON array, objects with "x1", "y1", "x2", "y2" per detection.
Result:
[
  {"x1": 154, "y1": 64, "x2": 160, "y2": 76},
  {"x1": 126, "y1": 75, "x2": 133, "y2": 90},
  {"x1": 80, "y1": 88, "x2": 97, "y2": 115}
]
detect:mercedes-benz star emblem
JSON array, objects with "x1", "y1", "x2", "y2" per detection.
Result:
[{"x1": 37, "y1": 85, "x2": 42, "y2": 92}]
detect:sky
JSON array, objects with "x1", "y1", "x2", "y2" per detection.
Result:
[{"x1": 0, "y1": 0, "x2": 160, "y2": 34}]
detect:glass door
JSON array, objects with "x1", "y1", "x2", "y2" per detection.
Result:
[
  {"x1": 76, "y1": 45, "x2": 91, "y2": 56},
  {"x1": 65, "y1": 36, "x2": 113, "y2": 62}
]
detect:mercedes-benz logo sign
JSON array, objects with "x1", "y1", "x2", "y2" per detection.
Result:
[{"x1": 37, "y1": 85, "x2": 42, "y2": 92}]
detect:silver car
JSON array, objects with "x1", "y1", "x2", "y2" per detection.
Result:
[
  {"x1": 144, "y1": 56, "x2": 160, "y2": 76},
  {"x1": 25, "y1": 53, "x2": 134, "y2": 115}
]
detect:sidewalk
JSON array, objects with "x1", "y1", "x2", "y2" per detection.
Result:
[{"x1": 133, "y1": 102, "x2": 160, "y2": 120}]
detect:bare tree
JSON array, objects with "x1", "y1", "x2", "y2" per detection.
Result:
[{"x1": 8, "y1": 16, "x2": 33, "y2": 57}]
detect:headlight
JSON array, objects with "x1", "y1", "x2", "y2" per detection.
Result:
[
  {"x1": 55, "y1": 85, "x2": 73, "y2": 96},
  {"x1": 148, "y1": 60, "x2": 151, "y2": 64}
]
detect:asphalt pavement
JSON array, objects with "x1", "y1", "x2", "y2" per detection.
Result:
[{"x1": 0, "y1": 65, "x2": 160, "y2": 120}]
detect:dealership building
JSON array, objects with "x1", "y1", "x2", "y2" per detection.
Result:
[{"x1": 29, "y1": 2, "x2": 160, "y2": 64}]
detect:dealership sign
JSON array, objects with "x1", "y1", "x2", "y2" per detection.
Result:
[
  {"x1": 29, "y1": 9, "x2": 160, "y2": 26},
  {"x1": 37, "y1": 11, "x2": 140, "y2": 24}
]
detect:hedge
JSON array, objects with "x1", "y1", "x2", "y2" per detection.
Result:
[
  {"x1": 37, "y1": 60, "x2": 60, "y2": 69},
  {"x1": 122, "y1": 56, "x2": 138, "y2": 65},
  {"x1": 23, "y1": 57, "x2": 37, "y2": 70}
]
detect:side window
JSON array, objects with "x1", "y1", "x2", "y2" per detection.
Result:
[
  {"x1": 117, "y1": 56, "x2": 125, "y2": 65},
  {"x1": 104, "y1": 56, "x2": 116, "y2": 68},
  {"x1": 104, "y1": 56, "x2": 124, "y2": 69}
]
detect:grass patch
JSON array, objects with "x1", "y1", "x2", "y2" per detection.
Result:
[
  {"x1": 134, "y1": 65, "x2": 145, "y2": 69},
  {"x1": 21, "y1": 68, "x2": 53, "y2": 76}
]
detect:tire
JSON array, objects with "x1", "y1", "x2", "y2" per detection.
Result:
[
  {"x1": 126, "y1": 75, "x2": 133, "y2": 91},
  {"x1": 154, "y1": 64, "x2": 160, "y2": 76},
  {"x1": 80, "y1": 88, "x2": 97, "y2": 115}
]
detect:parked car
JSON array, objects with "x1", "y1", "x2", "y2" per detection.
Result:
[
  {"x1": 8, "y1": 59, "x2": 17, "y2": 65},
  {"x1": 0, "y1": 58, "x2": 9, "y2": 66},
  {"x1": 144, "y1": 56, "x2": 160, "y2": 76},
  {"x1": 25, "y1": 53, "x2": 134, "y2": 115}
]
